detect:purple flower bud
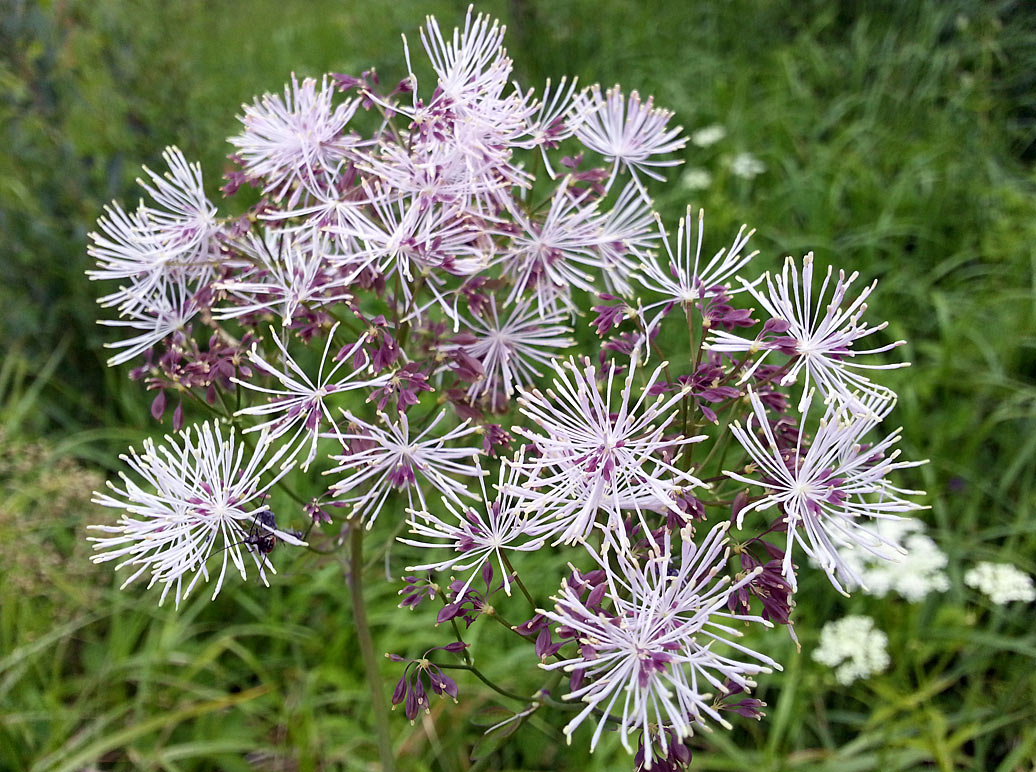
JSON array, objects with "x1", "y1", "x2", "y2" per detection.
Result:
[
  {"x1": 150, "y1": 390, "x2": 166, "y2": 422},
  {"x1": 391, "y1": 675, "x2": 407, "y2": 706},
  {"x1": 437, "y1": 603, "x2": 462, "y2": 625}
]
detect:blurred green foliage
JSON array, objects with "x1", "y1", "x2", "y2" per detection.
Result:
[{"x1": 2, "y1": 0, "x2": 1036, "y2": 769}]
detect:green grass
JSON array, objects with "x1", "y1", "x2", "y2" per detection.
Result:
[{"x1": 2, "y1": 0, "x2": 1036, "y2": 769}]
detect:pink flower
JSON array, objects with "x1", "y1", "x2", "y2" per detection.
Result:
[
  {"x1": 509, "y1": 352, "x2": 706, "y2": 546},
  {"x1": 326, "y1": 409, "x2": 483, "y2": 527},
  {"x1": 571, "y1": 85, "x2": 686, "y2": 189},
  {"x1": 725, "y1": 389, "x2": 926, "y2": 592},
  {"x1": 540, "y1": 524, "x2": 779, "y2": 762}
]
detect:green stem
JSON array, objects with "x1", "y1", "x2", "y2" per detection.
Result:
[
  {"x1": 501, "y1": 553, "x2": 536, "y2": 610},
  {"x1": 437, "y1": 663, "x2": 529, "y2": 702},
  {"x1": 348, "y1": 527, "x2": 396, "y2": 771},
  {"x1": 450, "y1": 619, "x2": 473, "y2": 666}
]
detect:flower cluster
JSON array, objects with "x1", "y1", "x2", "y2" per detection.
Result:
[
  {"x1": 964, "y1": 562, "x2": 1035, "y2": 605},
  {"x1": 85, "y1": 7, "x2": 929, "y2": 768},
  {"x1": 812, "y1": 615, "x2": 890, "y2": 686}
]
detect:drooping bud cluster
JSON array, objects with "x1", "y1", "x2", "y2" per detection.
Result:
[{"x1": 85, "y1": 7, "x2": 928, "y2": 768}]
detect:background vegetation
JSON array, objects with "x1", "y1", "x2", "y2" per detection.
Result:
[{"x1": 2, "y1": 0, "x2": 1035, "y2": 769}]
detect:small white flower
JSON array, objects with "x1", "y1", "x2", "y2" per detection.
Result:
[
  {"x1": 215, "y1": 229, "x2": 353, "y2": 325},
  {"x1": 812, "y1": 615, "x2": 889, "y2": 685},
  {"x1": 540, "y1": 525, "x2": 779, "y2": 762},
  {"x1": 100, "y1": 278, "x2": 200, "y2": 367},
  {"x1": 518, "y1": 76, "x2": 582, "y2": 178},
  {"x1": 964, "y1": 562, "x2": 1036, "y2": 605},
  {"x1": 679, "y1": 167, "x2": 713, "y2": 191},
  {"x1": 634, "y1": 207, "x2": 757, "y2": 332},
  {"x1": 729, "y1": 152, "x2": 766, "y2": 179},
  {"x1": 416, "y1": 6, "x2": 511, "y2": 111},
  {"x1": 691, "y1": 124, "x2": 726, "y2": 148},
  {"x1": 503, "y1": 178, "x2": 610, "y2": 312},
  {"x1": 834, "y1": 518, "x2": 949, "y2": 601},
  {"x1": 88, "y1": 147, "x2": 219, "y2": 316}
]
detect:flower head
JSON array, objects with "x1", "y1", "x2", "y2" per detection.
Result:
[
  {"x1": 964, "y1": 561, "x2": 1035, "y2": 605},
  {"x1": 510, "y1": 352, "x2": 706, "y2": 546},
  {"x1": 503, "y1": 179, "x2": 610, "y2": 311},
  {"x1": 811, "y1": 615, "x2": 889, "y2": 685},
  {"x1": 232, "y1": 325, "x2": 386, "y2": 469},
  {"x1": 447, "y1": 296, "x2": 574, "y2": 408},
  {"x1": 326, "y1": 409, "x2": 483, "y2": 527},
  {"x1": 88, "y1": 147, "x2": 219, "y2": 315},
  {"x1": 635, "y1": 208, "x2": 757, "y2": 331},
  {"x1": 833, "y1": 517, "x2": 948, "y2": 601},
  {"x1": 540, "y1": 524, "x2": 778, "y2": 763},
  {"x1": 229, "y1": 74, "x2": 362, "y2": 206},
  {"x1": 88, "y1": 422, "x2": 305, "y2": 607},
  {"x1": 401, "y1": 452, "x2": 546, "y2": 597},
  {"x1": 571, "y1": 85, "x2": 686, "y2": 188},
  {"x1": 708, "y1": 253, "x2": 907, "y2": 412},
  {"x1": 215, "y1": 229, "x2": 353, "y2": 325},
  {"x1": 726, "y1": 390, "x2": 926, "y2": 592},
  {"x1": 100, "y1": 278, "x2": 200, "y2": 367}
]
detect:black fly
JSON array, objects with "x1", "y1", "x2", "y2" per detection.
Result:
[{"x1": 242, "y1": 510, "x2": 304, "y2": 579}]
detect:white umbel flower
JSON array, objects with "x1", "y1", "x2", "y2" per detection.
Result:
[
  {"x1": 728, "y1": 152, "x2": 765, "y2": 179},
  {"x1": 690, "y1": 124, "x2": 726, "y2": 148},
  {"x1": 834, "y1": 518, "x2": 949, "y2": 601},
  {"x1": 812, "y1": 615, "x2": 889, "y2": 685},
  {"x1": 964, "y1": 562, "x2": 1036, "y2": 605}
]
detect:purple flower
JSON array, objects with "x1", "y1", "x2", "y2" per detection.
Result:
[
  {"x1": 88, "y1": 422, "x2": 306, "y2": 607},
  {"x1": 726, "y1": 389, "x2": 926, "y2": 592},
  {"x1": 708, "y1": 254, "x2": 907, "y2": 413},
  {"x1": 368, "y1": 362, "x2": 434, "y2": 414},
  {"x1": 509, "y1": 352, "x2": 707, "y2": 547},
  {"x1": 388, "y1": 642, "x2": 467, "y2": 721},
  {"x1": 401, "y1": 453, "x2": 547, "y2": 598},
  {"x1": 327, "y1": 409, "x2": 483, "y2": 527},
  {"x1": 634, "y1": 208, "x2": 757, "y2": 334},
  {"x1": 228, "y1": 74, "x2": 363, "y2": 207},
  {"x1": 539, "y1": 524, "x2": 779, "y2": 764},
  {"x1": 570, "y1": 85, "x2": 686, "y2": 189}
]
